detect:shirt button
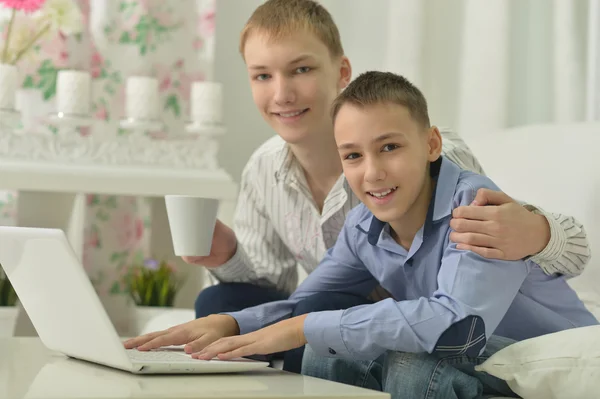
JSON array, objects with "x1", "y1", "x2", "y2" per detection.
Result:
[{"x1": 328, "y1": 348, "x2": 336, "y2": 355}]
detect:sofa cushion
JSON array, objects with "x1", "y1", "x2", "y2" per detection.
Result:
[{"x1": 476, "y1": 326, "x2": 600, "y2": 399}]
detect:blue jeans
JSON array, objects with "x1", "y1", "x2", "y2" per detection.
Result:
[
  {"x1": 302, "y1": 335, "x2": 519, "y2": 399},
  {"x1": 195, "y1": 282, "x2": 288, "y2": 317},
  {"x1": 195, "y1": 283, "x2": 371, "y2": 373},
  {"x1": 283, "y1": 291, "x2": 372, "y2": 373}
]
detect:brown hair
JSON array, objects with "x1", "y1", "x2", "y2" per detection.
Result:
[
  {"x1": 331, "y1": 71, "x2": 431, "y2": 128},
  {"x1": 239, "y1": 0, "x2": 344, "y2": 58}
]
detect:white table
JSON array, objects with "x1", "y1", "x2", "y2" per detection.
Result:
[
  {"x1": 0, "y1": 132, "x2": 238, "y2": 335},
  {"x1": 0, "y1": 338, "x2": 390, "y2": 399}
]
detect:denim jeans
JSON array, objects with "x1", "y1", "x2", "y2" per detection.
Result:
[
  {"x1": 195, "y1": 283, "x2": 371, "y2": 373},
  {"x1": 302, "y1": 335, "x2": 518, "y2": 399},
  {"x1": 282, "y1": 292, "x2": 372, "y2": 373},
  {"x1": 195, "y1": 282, "x2": 288, "y2": 318}
]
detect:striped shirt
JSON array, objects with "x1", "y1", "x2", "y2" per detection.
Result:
[{"x1": 210, "y1": 130, "x2": 590, "y2": 294}]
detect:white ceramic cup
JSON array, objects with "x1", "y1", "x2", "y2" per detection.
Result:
[{"x1": 165, "y1": 195, "x2": 219, "y2": 257}]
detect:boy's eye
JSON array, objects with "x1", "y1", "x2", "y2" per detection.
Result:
[
  {"x1": 344, "y1": 152, "x2": 361, "y2": 160},
  {"x1": 255, "y1": 74, "x2": 271, "y2": 81},
  {"x1": 382, "y1": 144, "x2": 399, "y2": 152},
  {"x1": 295, "y1": 66, "x2": 311, "y2": 74}
]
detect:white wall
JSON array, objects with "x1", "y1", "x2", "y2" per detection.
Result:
[{"x1": 213, "y1": 0, "x2": 269, "y2": 182}]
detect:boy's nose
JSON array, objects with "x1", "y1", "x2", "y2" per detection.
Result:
[
  {"x1": 273, "y1": 77, "x2": 296, "y2": 105},
  {"x1": 364, "y1": 158, "x2": 386, "y2": 182}
]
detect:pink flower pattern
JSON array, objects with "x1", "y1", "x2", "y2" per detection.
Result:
[
  {"x1": 0, "y1": 0, "x2": 45, "y2": 13},
  {"x1": 151, "y1": 59, "x2": 204, "y2": 118},
  {"x1": 90, "y1": 51, "x2": 103, "y2": 78},
  {"x1": 198, "y1": 0, "x2": 216, "y2": 37},
  {"x1": 113, "y1": 213, "x2": 144, "y2": 249}
]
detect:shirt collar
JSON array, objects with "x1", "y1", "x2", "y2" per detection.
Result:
[
  {"x1": 273, "y1": 143, "x2": 295, "y2": 184},
  {"x1": 356, "y1": 156, "x2": 462, "y2": 245},
  {"x1": 273, "y1": 143, "x2": 353, "y2": 198}
]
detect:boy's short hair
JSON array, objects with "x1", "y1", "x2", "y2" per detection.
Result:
[
  {"x1": 239, "y1": 0, "x2": 344, "y2": 58},
  {"x1": 331, "y1": 71, "x2": 431, "y2": 128}
]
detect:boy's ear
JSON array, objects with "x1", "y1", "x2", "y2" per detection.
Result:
[
  {"x1": 427, "y1": 126, "x2": 443, "y2": 162},
  {"x1": 338, "y1": 56, "x2": 352, "y2": 90}
]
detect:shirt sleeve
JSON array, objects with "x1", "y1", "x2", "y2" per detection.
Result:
[
  {"x1": 226, "y1": 209, "x2": 379, "y2": 335},
  {"x1": 209, "y1": 163, "x2": 298, "y2": 294},
  {"x1": 523, "y1": 205, "x2": 590, "y2": 277},
  {"x1": 440, "y1": 128, "x2": 591, "y2": 277},
  {"x1": 439, "y1": 129, "x2": 486, "y2": 175}
]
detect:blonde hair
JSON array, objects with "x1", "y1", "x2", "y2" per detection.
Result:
[
  {"x1": 331, "y1": 71, "x2": 431, "y2": 128},
  {"x1": 239, "y1": 0, "x2": 344, "y2": 58}
]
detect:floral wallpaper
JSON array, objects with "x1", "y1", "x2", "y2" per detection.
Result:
[{"x1": 0, "y1": 0, "x2": 216, "y2": 313}]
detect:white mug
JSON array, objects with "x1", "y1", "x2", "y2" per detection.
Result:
[{"x1": 164, "y1": 195, "x2": 219, "y2": 257}]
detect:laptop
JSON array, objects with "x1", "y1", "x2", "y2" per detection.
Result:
[{"x1": 0, "y1": 226, "x2": 269, "y2": 374}]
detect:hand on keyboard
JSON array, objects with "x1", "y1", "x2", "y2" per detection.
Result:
[{"x1": 123, "y1": 314, "x2": 240, "y2": 354}]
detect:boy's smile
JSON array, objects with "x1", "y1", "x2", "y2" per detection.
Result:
[
  {"x1": 271, "y1": 108, "x2": 310, "y2": 125},
  {"x1": 366, "y1": 186, "x2": 398, "y2": 205}
]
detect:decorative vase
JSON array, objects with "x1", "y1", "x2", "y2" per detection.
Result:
[
  {"x1": 0, "y1": 63, "x2": 22, "y2": 129},
  {"x1": 0, "y1": 63, "x2": 17, "y2": 111},
  {"x1": 0, "y1": 305, "x2": 19, "y2": 337}
]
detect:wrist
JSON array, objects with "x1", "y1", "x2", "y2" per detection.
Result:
[
  {"x1": 531, "y1": 213, "x2": 551, "y2": 255},
  {"x1": 218, "y1": 239, "x2": 239, "y2": 267},
  {"x1": 211, "y1": 314, "x2": 240, "y2": 336},
  {"x1": 295, "y1": 314, "x2": 308, "y2": 345},
  {"x1": 203, "y1": 241, "x2": 238, "y2": 269},
  {"x1": 225, "y1": 240, "x2": 238, "y2": 263}
]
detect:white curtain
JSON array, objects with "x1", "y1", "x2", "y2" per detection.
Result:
[
  {"x1": 587, "y1": 0, "x2": 600, "y2": 121},
  {"x1": 330, "y1": 0, "x2": 592, "y2": 140}
]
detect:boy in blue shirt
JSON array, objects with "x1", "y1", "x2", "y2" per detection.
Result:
[{"x1": 126, "y1": 72, "x2": 597, "y2": 398}]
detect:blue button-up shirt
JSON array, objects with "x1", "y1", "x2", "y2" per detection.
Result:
[{"x1": 228, "y1": 157, "x2": 597, "y2": 361}]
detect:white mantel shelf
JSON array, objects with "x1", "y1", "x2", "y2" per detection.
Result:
[
  {"x1": 0, "y1": 159, "x2": 238, "y2": 198},
  {"x1": 0, "y1": 131, "x2": 237, "y2": 199}
]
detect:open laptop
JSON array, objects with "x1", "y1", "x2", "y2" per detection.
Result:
[{"x1": 0, "y1": 226, "x2": 269, "y2": 374}]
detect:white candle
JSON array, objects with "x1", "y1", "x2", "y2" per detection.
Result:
[
  {"x1": 191, "y1": 81, "x2": 222, "y2": 125},
  {"x1": 56, "y1": 70, "x2": 91, "y2": 115},
  {"x1": 0, "y1": 64, "x2": 17, "y2": 110},
  {"x1": 126, "y1": 76, "x2": 159, "y2": 120}
]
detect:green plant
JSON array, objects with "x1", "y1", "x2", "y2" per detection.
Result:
[
  {"x1": 125, "y1": 258, "x2": 182, "y2": 307},
  {"x1": 0, "y1": 265, "x2": 17, "y2": 307}
]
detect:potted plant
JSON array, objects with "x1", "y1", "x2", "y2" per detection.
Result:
[
  {"x1": 125, "y1": 258, "x2": 183, "y2": 335},
  {"x1": 0, "y1": 264, "x2": 18, "y2": 337}
]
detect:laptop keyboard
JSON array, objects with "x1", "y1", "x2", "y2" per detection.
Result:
[{"x1": 126, "y1": 349, "x2": 204, "y2": 363}]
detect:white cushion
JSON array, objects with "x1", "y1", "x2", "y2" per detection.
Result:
[{"x1": 475, "y1": 326, "x2": 600, "y2": 399}]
